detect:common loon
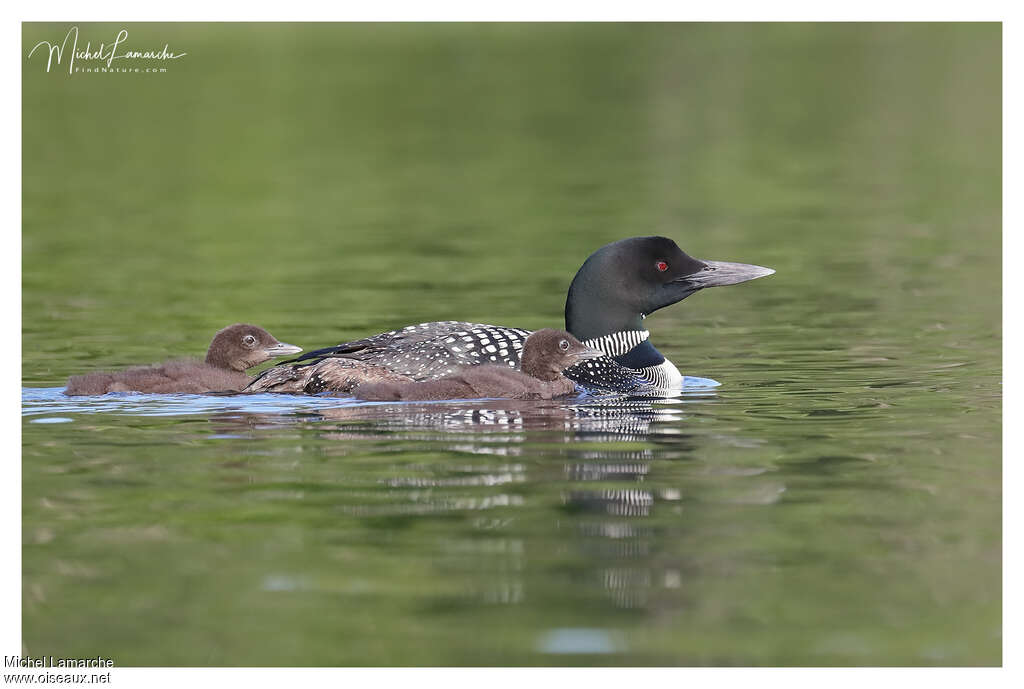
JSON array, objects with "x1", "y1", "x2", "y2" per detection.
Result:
[
  {"x1": 64, "y1": 324, "x2": 301, "y2": 395},
  {"x1": 245, "y1": 236, "x2": 773, "y2": 394},
  {"x1": 354, "y1": 329, "x2": 603, "y2": 401}
]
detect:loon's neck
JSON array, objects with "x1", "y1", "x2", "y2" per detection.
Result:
[
  {"x1": 613, "y1": 339, "x2": 663, "y2": 368},
  {"x1": 580, "y1": 331, "x2": 683, "y2": 390},
  {"x1": 564, "y1": 253, "x2": 648, "y2": 341},
  {"x1": 582, "y1": 328, "x2": 651, "y2": 358},
  {"x1": 566, "y1": 306, "x2": 646, "y2": 343}
]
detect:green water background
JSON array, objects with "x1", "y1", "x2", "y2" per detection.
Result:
[{"x1": 22, "y1": 23, "x2": 1001, "y2": 665}]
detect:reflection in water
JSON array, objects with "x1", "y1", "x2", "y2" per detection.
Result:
[
  {"x1": 565, "y1": 489, "x2": 655, "y2": 517},
  {"x1": 567, "y1": 463, "x2": 650, "y2": 481},
  {"x1": 287, "y1": 397, "x2": 702, "y2": 611},
  {"x1": 295, "y1": 395, "x2": 696, "y2": 436}
]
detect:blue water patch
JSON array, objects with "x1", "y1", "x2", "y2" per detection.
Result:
[
  {"x1": 21, "y1": 387, "x2": 364, "y2": 418},
  {"x1": 536, "y1": 628, "x2": 620, "y2": 654},
  {"x1": 682, "y1": 375, "x2": 721, "y2": 389}
]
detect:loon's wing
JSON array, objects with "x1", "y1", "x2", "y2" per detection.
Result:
[
  {"x1": 289, "y1": 321, "x2": 476, "y2": 363},
  {"x1": 285, "y1": 321, "x2": 533, "y2": 381}
]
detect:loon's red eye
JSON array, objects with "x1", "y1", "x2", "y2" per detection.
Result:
[{"x1": 656, "y1": 261, "x2": 668, "y2": 272}]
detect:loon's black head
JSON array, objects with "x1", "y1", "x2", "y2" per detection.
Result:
[
  {"x1": 205, "y1": 324, "x2": 302, "y2": 372},
  {"x1": 564, "y1": 236, "x2": 775, "y2": 341}
]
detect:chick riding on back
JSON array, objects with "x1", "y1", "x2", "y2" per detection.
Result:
[{"x1": 354, "y1": 329, "x2": 602, "y2": 401}]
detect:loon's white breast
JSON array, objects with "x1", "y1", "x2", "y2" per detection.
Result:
[{"x1": 640, "y1": 359, "x2": 683, "y2": 389}]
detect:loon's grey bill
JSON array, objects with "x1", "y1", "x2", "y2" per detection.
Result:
[{"x1": 678, "y1": 260, "x2": 776, "y2": 288}]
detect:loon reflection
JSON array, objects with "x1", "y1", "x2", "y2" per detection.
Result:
[{"x1": 198, "y1": 394, "x2": 714, "y2": 612}]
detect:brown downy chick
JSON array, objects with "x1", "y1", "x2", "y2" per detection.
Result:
[{"x1": 65, "y1": 324, "x2": 301, "y2": 395}]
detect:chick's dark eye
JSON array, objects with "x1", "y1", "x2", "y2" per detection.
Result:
[
  {"x1": 656, "y1": 261, "x2": 668, "y2": 272},
  {"x1": 559, "y1": 339, "x2": 570, "y2": 351},
  {"x1": 243, "y1": 335, "x2": 256, "y2": 346}
]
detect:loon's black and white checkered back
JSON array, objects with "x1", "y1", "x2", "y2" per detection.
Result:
[
  {"x1": 385, "y1": 323, "x2": 533, "y2": 379},
  {"x1": 293, "y1": 321, "x2": 531, "y2": 381}
]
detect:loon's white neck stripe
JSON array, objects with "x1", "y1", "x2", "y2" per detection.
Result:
[{"x1": 583, "y1": 330, "x2": 650, "y2": 357}]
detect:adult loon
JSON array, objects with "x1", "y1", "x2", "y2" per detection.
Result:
[
  {"x1": 65, "y1": 324, "x2": 301, "y2": 395},
  {"x1": 354, "y1": 329, "x2": 603, "y2": 401},
  {"x1": 245, "y1": 236, "x2": 773, "y2": 394}
]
